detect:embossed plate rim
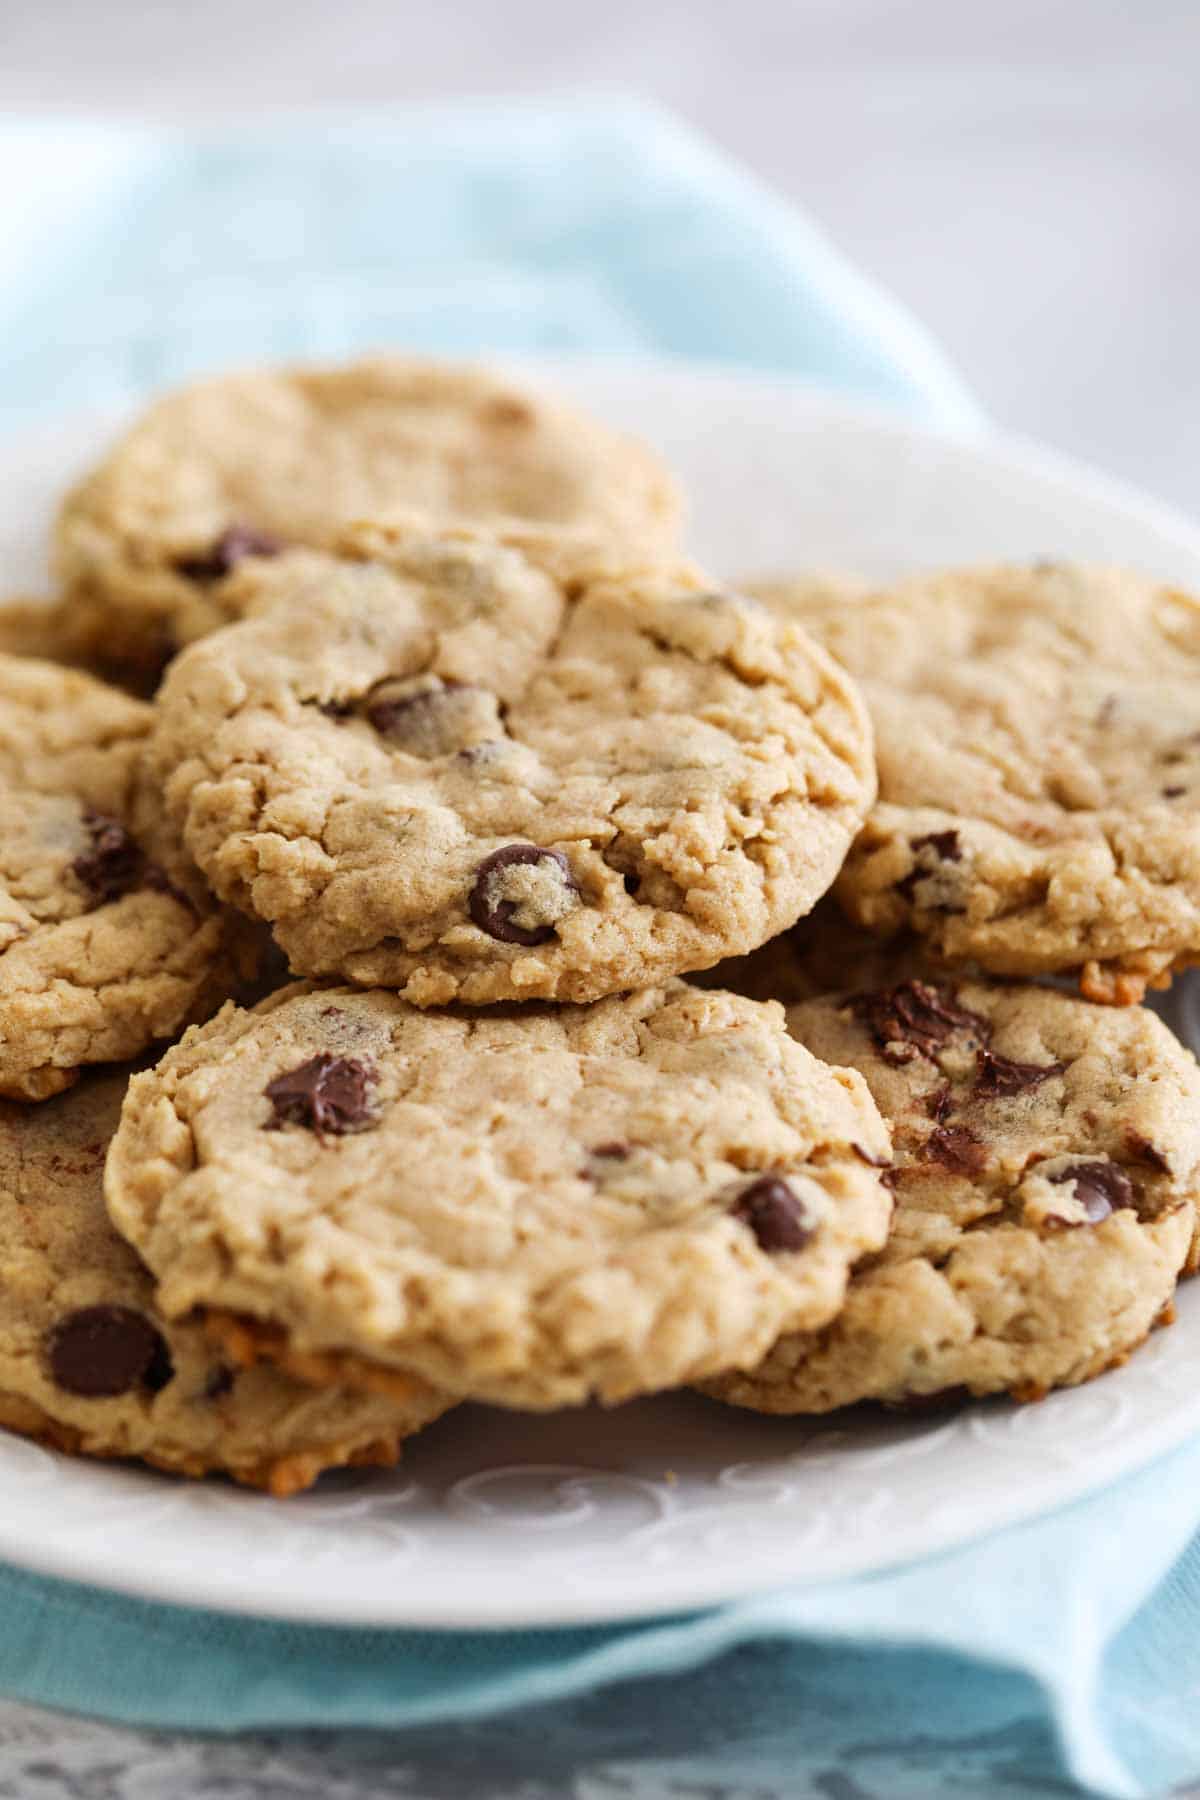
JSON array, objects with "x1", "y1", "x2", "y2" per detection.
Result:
[{"x1": 3, "y1": 357, "x2": 1200, "y2": 1628}]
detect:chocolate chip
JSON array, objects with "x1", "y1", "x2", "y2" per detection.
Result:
[
  {"x1": 590, "y1": 1142, "x2": 631, "y2": 1161},
  {"x1": 974, "y1": 1047, "x2": 1064, "y2": 1099},
  {"x1": 72, "y1": 808, "x2": 145, "y2": 903},
  {"x1": 1047, "y1": 1160, "x2": 1134, "y2": 1224},
  {"x1": 895, "y1": 829, "x2": 963, "y2": 903},
  {"x1": 47, "y1": 1306, "x2": 170, "y2": 1399},
  {"x1": 925, "y1": 1124, "x2": 987, "y2": 1175},
  {"x1": 365, "y1": 676, "x2": 494, "y2": 758},
  {"x1": 731, "y1": 1176, "x2": 817, "y2": 1252},
  {"x1": 1125, "y1": 1130, "x2": 1172, "y2": 1174},
  {"x1": 264, "y1": 1054, "x2": 378, "y2": 1136},
  {"x1": 851, "y1": 981, "x2": 990, "y2": 1065},
  {"x1": 176, "y1": 524, "x2": 283, "y2": 582},
  {"x1": 204, "y1": 1366, "x2": 235, "y2": 1400},
  {"x1": 316, "y1": 697, "x2": 357, "y2": 719},
  {"x1": 468, "y1": 844, "x2": 580, "y2": 945},
  {"x1": 925, "y1": 1084, "x2": 954, "y2": 1124},
  {"x1": 1163, "y1": 786, "x2": 1187, "y2": 799}
]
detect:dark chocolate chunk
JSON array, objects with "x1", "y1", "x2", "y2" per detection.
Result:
[
  {"x1": 47, "y1": 1306, "x2": 170, "y2": 1399},
  {"x1": 731, "y1": 1176, "x2": 817, "y2": 1253},
  {"x1": 1162, "y1": 786, "x2": 1187, "y2": 799},
  {"x1": 72, "y1": 808, "x2": 145, "y2": 903},
  {"x1": 468, "y1": 844, "x2": 579, "y2": 945},
  {"x1": 974, "y1": 1047, "x2": 1064, "y2": 1099},
  {"x1": 925, "y1": 1124, "x2": 987, "y2": 1175},
  {"x1": 895, "y1": 829, "x2": 962, "y2": 903},
  {"x1": 1047, "y1": 1160, "x2": 1134, "y2": 1224},
  {"x1": 851, "y1": 980, "x2": 990, "y2": 1064},
  {"x1": 264, "y1": 1054, "x2": 378, "y2": 1136},
  {"x1": 176, "y1": 524, "x2": 282, "y2": 582},
  {"x1": 924, "y1": 1084, "x2": 954, "y2": 1124}
]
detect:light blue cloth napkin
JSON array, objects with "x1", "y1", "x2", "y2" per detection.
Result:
[{"x1": 1, "y1": 96, "x2": 1197, "y2": 1800}]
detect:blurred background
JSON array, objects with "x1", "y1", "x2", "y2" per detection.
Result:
[{"x1": 2, "y1": 0, "x2": 1195, "y2": 511}]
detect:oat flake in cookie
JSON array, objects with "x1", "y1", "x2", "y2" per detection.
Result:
[
  {"x1": 52, "y1": 357, "x2": 684, "y2": 677},
  {"x1": 104, "y1": 981, "x2": 893, "y2": 1410},
  {"x1": 752, "y1": 562, "x2": 1200, "y2": 1002},
  {"x1": 702, "y1": 978, "x2": 1200, "y2": 1414},
  {"x1": 0, "y1": 654, "x2": 251, "y2": 1100},
  {"x1": 0, "y1": 1069, "x2": 449, "y2": 1492},
  {"x1": 146, "y1": 532, "x2": 876, "y2": 1004}
]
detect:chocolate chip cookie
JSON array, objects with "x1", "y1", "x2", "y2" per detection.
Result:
[
  {"x1": 105, "y1": 981, "x2": 893, "y2": 1410},
  {"x1": 146, "y1": 533, "x2": 875, "y2": 1003},
  {"x1": 752, "y1": 562, "x2": 1200, "y2": 1002},
  {"x1": 702, "y1": 977, "x2": 1200, "y2": 1413},
  {"x1": 0, "y1": 654, "x2": 253, "y2": 1100},
  {"x1": 0, "y1": 1067, "x2": 448, "y2": 1492},
  {"x1": 53, "y1": 358, "x2": 684, "y2": 677},
  {"x1": 695, "y1": 897, "x2": 941, "y2": 1007}
]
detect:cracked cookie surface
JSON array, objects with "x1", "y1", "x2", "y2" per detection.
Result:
[
  {"x1": 752, "y1": 562, "x2": 1200, "y2": 1001},
  {"x1": 53, "y1": 358, "x2": 684, "y2": 676},
  {"x1": 702, "y1": 977, "x2": 1200, "y2": 1413},
  {"x1": 0, "y1": 1067, "x2": 448, "y2": 1492},
  {"x1": 0, "y1": 654, "x2": 249, "y2": 1099},
  {"x1": 147, "y1": 534, "x2": 875, "y2": 1003},
  {"x1": 105, "y1": 981, "x2": 893, "y2": 1410}
]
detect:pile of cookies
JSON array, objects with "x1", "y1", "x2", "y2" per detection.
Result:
[{"x1": 4, "y1": 356, "x2": 1200, "y2": 1499}]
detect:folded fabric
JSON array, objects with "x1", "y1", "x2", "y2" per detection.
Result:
[
  {"x1": 0, "y1": 95, "x2": 1195, "y2": 1800},
  {"x1": 0, "y1": 97, "x2": 980, "y2": 431}
]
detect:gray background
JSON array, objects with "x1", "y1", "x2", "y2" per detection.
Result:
[
  {"x1": 2, "y1": 0, "x2": 1197, "y2": 514},
  {"x1": 0, "y1": 1, "x2": 1198, "y2": 1794}
]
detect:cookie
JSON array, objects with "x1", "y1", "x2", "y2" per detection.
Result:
[
  {"x1": 752, "y1": 562, "x2": 1200, "y2": 1002},
  {"x1": 702, "y1": 976, "x2": 1200, "y2": 1413},
  {"x1": 695, "y1": 897, "x2": 941, "y2": 1007},
  {"x1": 53, "y1": 358, "x2": 684, "y2": 676},
  {"x1": 146, "y1": 533, "x2": 875, "y2": 1003},
  {"x1": 0, "y1": 1068, "x2": 448, "y2": 1493},
  {"x1": 105, "y1": 981, "x2": 893, "y2": 1410},
  {"x1": 0, "y1": 654, "x2": 250, "y2": 1100}
]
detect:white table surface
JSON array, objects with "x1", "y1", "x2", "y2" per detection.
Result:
[{"x1": 1, "y1": 2, "x2": 1198, "y2": 1794}]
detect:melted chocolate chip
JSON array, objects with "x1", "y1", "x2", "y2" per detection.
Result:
[
  {"x1": 851, "y1": 980, "x2": 990, "y2": 1065},
  {"x1": 365, "y1": 677, "x2": 492, "y2": 758},
  {"x1": 468, "y1": 844, "x2": 579, "y2": 946},
  {"x1": 176, "y1": 524, "x2": 283, "y2": 582},
  {"x1": 925, "y1": 1124, "x2": 987, "y2": 1175},
  {"x1": 72, "y1": 809, "x2": 145, "y2": 903},
  {"x1": 264, "y1": 1055, "x2": 378, "y2": 1136},
  {"x1": 590, "y1": 1142, "x2": 631, "y2": 1161},
  {"x1": 974, "y1": 1047, "x2": 1064, "y2": 1099},
  {"x1": 895, "y1": 829, "x2": 963, "y2": 903},
  {"x1": 1163, "y1": 786, "x2": 1187, "y2": 799},
  {"x1": 1047, "y1": 1160, "x2": 1134, "y2": 1224},
  {"x1": 47, "y1": 1306, "x2": 170, "y2": 1399},
  {"x1": 316, "y1": 697, "x2": 357, "y2": 719},
  {"x1": 925, "y1": 1085, "x2": 954, "y2": 1124},
  {"x1": 731, "y1": 1176, "x2": 817, "y2": 1252}
]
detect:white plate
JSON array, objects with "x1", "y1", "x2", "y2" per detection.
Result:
[{"x1": 5, "y1": 356, "x2": 1200, "y2": 1632}]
